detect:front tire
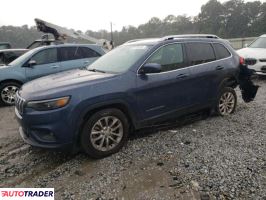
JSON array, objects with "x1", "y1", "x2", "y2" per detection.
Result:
[
  {"x1": 81, "y1": 108, "x2": 129, "y2": 158},
  {"x1": 216, "y1": 87, "x2": 237, "y2": 116},
  {"x1": 0, "y1": 82, "x2": 21, "y2": 106}
]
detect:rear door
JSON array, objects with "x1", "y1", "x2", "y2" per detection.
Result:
[
  {"x1": 185, "y1": 42, "x2": 217, "y2": 105},
  {"x1": 25, "y1": 48, "x2": 60, "y2": 80},
  {"x1": 212, "y1": 43, "x2": 233, "y2": 93},
  {"x1": 58, "y1": 46, "x2": 80, "y2": 71},
  {"x1": 58, "y1": 46, "x2": 101, "y2": 72}
]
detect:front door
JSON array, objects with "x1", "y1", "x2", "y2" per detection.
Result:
[
  {"x1": 135, "y1": 43, "x2": 194, "y2": 121},
  {"x1": 25, "y1": 48, "x2": 60, "y2": 80}
]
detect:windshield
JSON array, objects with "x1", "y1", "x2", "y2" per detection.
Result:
[
  {"x1": 88, "y1": 44, "x2": 152, "y2": 73},
  {"x1": 8, "y1": 49, "x2": 34, "y2": 66},
  {"x1": 249, "y1": 37, "x2": 266, "y2": 48}
]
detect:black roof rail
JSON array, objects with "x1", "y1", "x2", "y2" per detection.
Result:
[{"x1": 162, "y1": 34, "x2": 220, "y2": 41}]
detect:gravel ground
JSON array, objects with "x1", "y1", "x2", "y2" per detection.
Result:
[{"x1": 0, "y1": 79, "x2": 265, "y2": 200}]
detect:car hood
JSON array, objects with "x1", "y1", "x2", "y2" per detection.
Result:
[
  {"x1": 21, "y1": 69, "x2": 116, "y2": 98},
  {"x1": 0, "y1": 65, "x2": 16, "y2": 73},
  {"x1": 237, "y1": 48, "x2": 266, "y2": 59},
  {"x1": 0, "y1": 65, "x2": 10, "y2": 69}
]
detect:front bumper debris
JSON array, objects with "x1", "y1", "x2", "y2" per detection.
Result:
[{"x1": 239, "y1": 64, "x2": 259, "y2": 103}]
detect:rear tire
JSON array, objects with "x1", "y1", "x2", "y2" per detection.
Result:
[
  {"x1": 81, "y1": 108, "x2": 129, "y2": 158},
  {"x1": 0, "y1": 82, "x2": 21, "y2": 106},
  {"x1": 216, "y1": 87, "x2": 237, "y2": 116}
]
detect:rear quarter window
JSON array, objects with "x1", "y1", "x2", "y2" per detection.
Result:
[
  {"x1": 75, "y1": 47, "x2": 101, "y2": 59},
  {"x1": 213, "y1": 43, "x2": 231, "y2": 59},
  {"x1": 186, "y1": 43, "x2": 215, "y2": 65}
]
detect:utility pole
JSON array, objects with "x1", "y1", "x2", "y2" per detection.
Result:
[
  {"x1": 110, "y1": 22, "x2": 114, "y2": 48},
  {"x1": 110, "y1": 22, "x2": 113, "y2": 42}
]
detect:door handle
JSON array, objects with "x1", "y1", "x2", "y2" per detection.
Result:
[
  {"x1": 216, "y1": 66, "x2": 224, "y2": 70},
  {"x1": 50, "y1": 65, "x2": 60, "y2": 69},
  {"x1": 176, "y1": 73, "x2": 188, "y2": 79}
]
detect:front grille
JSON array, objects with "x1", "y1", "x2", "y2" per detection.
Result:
[
  {"x1": 259, "y1": 59, "x2": 266, "y2": 62},
  {"x1": 245, "y1": 58, "x2": 257, "y2": 65},
  {"x1": 15, "y1": 92, "x2": 26, "y2": 114}
]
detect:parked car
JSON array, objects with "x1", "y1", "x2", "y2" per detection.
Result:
[
  {"x1": 0, "y1": 49, "x2": 28, "y2": 65},
  {"x1": 15, "y1": 35, "x2": 243, "y2": 158},
  {"x1": 0, "y1": 44, "x2": 105, "y2": 105},
  {"x1": 237, "y1": 34, "x2": 266, "y2": 75},
  {"x1": 0, "y1": 42, "x2": 11, "y2": 50}
]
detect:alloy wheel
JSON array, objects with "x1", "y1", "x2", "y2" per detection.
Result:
[
  {"x1": 90, "y1": 116, "x2": 124, "y2": 152},
  {"x1": 218, "y1": 91, "x2": 235, "y2": 115},
  {"x1": 1, "y1": 85, "x2": 19, "y2": 105}
]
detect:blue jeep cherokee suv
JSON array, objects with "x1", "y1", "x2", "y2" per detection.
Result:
[
  {"x1": 15, "y1": 35, "x2": 242, "y2": 158},
  {"x1": 0, "y1": 44, "x2": 105, "y2": 106}
]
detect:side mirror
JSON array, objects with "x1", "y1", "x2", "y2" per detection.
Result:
[
  {"x1": 27, "y1": 60, "x2": 37, "y2": 67},
  {"x1": 139, "y1": 63, "x2": 162, "y2": 74}
]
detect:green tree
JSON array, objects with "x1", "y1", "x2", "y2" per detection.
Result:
[{"x1": 197, "y1": 0, "x2": 225, "y2": 36}]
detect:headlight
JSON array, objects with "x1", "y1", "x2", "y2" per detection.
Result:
[{"x1": 27, "y1": 96, "x2": 70, "y2": 111}]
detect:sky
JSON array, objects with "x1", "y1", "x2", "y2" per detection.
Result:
[{"x1": 0, "y1": 0, "x2": 263, "y2": 32}]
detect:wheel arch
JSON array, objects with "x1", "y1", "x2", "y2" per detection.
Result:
[
  {"x1": 218, "y1": 76, "x2": 238, "y2": 90},
  {"x1": 0, "y1": 79, "x2": 23, "y2": 86},
  {"x1": 81, "y1": 102, "x2": 136, "y2": 130},
  {"x1": 72, "y1": 101, "x2": 136, "y2": 151}
]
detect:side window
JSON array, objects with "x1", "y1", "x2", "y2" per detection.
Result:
[
  {"x1": 0, "y1": 53, "x2": 4, "y2": 64},
  {"x1": 27, "y1": 41, "x2": 42, "y2": 49},
  {"x1": 213, "y1": 43, "x2": 231, "y2": 59},
  {"x1": 186, "y1": 43, "x2": 215, "y2": 65},
  {"x1": 76, "y1": 47, "x2": 101, "y2": 59},
  {"x1": 31, "y1": 48, "x2": 57, "y2": 65},
  {"x1": 146, "y1": 43, "x2": 185, "y2": 72},
  {"x1": 59, "y1": 47, "x2": 78, "y2": 61}
]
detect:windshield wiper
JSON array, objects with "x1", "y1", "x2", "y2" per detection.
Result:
[{"x1": 88, "y1": 68, "x2": 106, "y2": 73}]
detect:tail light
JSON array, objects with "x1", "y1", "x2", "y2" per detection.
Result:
[{"x1": 240, "y1": 57, "x2": 245, "y2": 65}]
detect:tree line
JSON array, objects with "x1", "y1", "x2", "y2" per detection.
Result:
[{"x1": 1, "y1": 0, "x2": 266, "y2": 48}]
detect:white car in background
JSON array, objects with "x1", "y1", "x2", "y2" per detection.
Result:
[{"x1": 237, "y1": 35, "x2": 266, "y2": 75}]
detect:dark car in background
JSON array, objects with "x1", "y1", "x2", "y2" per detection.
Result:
[
  {"x1": 0, "y1": 49, "x2": 28, "y2": 65},
  {"x1": 0, "y1": 42, "x2": 11, "y2": 50},
  {"x1": 15, "y1": 35, "x2": 243, "y2": 158}
]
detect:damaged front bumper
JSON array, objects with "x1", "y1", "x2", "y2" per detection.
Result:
[{"x1": 238, "y1": 64, "x2": 259, "y2": 103}]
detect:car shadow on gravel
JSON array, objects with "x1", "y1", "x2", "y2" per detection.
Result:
[
  {"x1": 130, "y1": 110, "x2": 210, "y2": 140},
  {"x1": 258, "y1": 75, "x2": 266, "y2": 80}
]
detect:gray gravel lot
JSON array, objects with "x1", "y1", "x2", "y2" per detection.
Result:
[{"x1": 0, "y1": 79, "x2": 265, "y2": 200}]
